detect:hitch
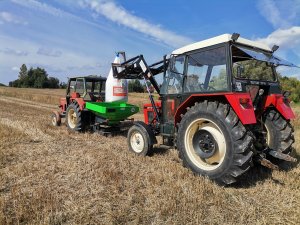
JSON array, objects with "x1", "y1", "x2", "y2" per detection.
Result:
[
  {"x1": 268, "y1": 150, "x2": 297, "y2": 162},
  {"x1": 255, "y1": 153, "x2": 279, "y2": 170}
]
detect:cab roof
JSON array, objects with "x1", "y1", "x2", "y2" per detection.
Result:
[
  {"x1": 172, "y1": 34, "x2": 272, "y2": 55},
  {"x1": 69, "y1": 75, "x2": 106, "y2": 82}
]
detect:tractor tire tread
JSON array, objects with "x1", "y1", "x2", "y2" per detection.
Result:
[
  {"x1": 264, "y1": 109, "x2": 294, "y2": 154},
  {"x1": 177, "y1": 100, "x2": 254, "y2": 185}
]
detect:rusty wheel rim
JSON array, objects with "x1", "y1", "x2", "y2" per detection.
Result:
[{"x1": 68, "y1": 109, "x2": 77, "y2": 129}]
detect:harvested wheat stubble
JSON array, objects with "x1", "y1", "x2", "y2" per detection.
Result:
[{"x1": 0, "y1": 88, "x2": 299, "y2": 225}]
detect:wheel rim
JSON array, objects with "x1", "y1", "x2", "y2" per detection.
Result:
[
  {"x1": 68, "y1": 108, "x2": 77, "y2": 129},
  {"x1": 52, "y1": 115, "x2": 57, "y2": 126},
  {"x1": 184, "y1": 118, "x2": 226, "y2": 171},
  {"x1": 130, "y1": 131, "x2": 145, "y2": 153},
  {"x1": 264, "y1": 124, "x2": 271, "y2": 146}
]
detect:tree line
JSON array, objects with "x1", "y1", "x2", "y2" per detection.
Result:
[
  {"x1": 6, "y1": 64, "x2": 300, "y2": 103},
  {"x1": 279, "y1": 76, "x2": 300, "y2": 103},
  {"x1": 9, "y1": 64, "x2": 66, "y2": 88}
]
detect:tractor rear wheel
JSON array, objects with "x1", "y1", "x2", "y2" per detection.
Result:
[
  {"x1": 177, "y1": 101, "x2": 254, "y2": 185},
  {"x1": 66, "y1": 102, "x2": 82, "y2": 132},
  {"x1": 263, "y1": 109, "x2": 295, "y2": 155}
]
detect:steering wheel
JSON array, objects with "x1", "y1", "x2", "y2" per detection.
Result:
[
  {"x1": 89, "y1": 92, "x2": 104, "y2": 102},
  {"x1": 207, "y1": 86, "x2": 216, "y2": 91},
  {"x1": 199, "y1": 84, "x2": 216, "y2": 91}
]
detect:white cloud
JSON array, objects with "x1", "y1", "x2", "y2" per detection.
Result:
[
  {"x1": 257, "y1": 0, "x2": 300, "y2": 28},
  {"x1": 80, "y1": 0, "x2": 193, "y2": 48},
  {"x1": 37, "y1": 48, "x2": 62, "y2": 57},
  {"x1": 0, "y1": 48, "x2": 29, "y2": 56},
  {"x1": 11, "y1": 0, "x2": 73, "y2": 19},
  {"x1": 11, "y1": 66, "x2": 19, "y2": 71},
  {"x1": 0, "y1": 11, "x2": 28, "y2": 25},
  {"x1": 0, "y1": 34, "x2": 105, "y2": 84},
  {"x1": 11, "y1": 0, "x2": 113, "y2": 31},
  {"x1": 257, "y1": 0, "x2": 286, "y2": 28},
  {"x1": 256, "y1": 26, "x2": 300, "y2": 49}
]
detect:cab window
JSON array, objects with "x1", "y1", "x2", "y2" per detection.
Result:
[
  {"x1": 75, "y1": 78, "x2": 85, "y2": 95},
  {"x1": 161, "y1": 56, "x2": 185, "y2": 94},
  {"x1": 184, "y1": 46, "x2": 228, "y2": 92}
]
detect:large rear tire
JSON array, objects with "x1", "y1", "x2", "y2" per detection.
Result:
[
  {"x1": 263, "y1": 109, "x2": 295, "y2": 154},
  {"x1": 66, "y1": 102, "x2": 82, "y2": 132},
  {"x1": 177, "y1": 101, "x2": 254, "y2": 185}
]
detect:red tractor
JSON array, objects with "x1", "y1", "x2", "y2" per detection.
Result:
[
  {"x1": 112, "y1": 33, "x2": 297, "y2": 185},
  {"x1": 51, "y1": 76, "x2": 106, "y2": 131}
]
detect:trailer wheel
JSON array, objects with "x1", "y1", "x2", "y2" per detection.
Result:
[
  {"x1": 263, "y1": 109, "x2": 295, "y2": 155},
  {"x1": 127, "y1": 123, "x2": 153, "y2": 156},
  {"x1": 66, "y1": 102, "x2": 82, "y2": 132},
  {"x1": 51, "y1": 112, "x2": 61, "y2": 126},
  {"x1": 177, "y1": 101, "x2": 254, "y2": 185}
]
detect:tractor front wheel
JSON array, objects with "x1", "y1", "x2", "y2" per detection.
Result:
[
  {"x1": 127, "y1": 123, "x2": 153, "y2": 156},
  {"x1": 66, "y1": 102, "x2": 82, "y2": 132},
  {"x1": 51, "y1": 112, "x2": 61, "y2": 126},
  {"x1": 177, "y1": 101, "x2": 254, "y2": 185}
]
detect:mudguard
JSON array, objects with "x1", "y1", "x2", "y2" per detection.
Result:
[
  {"x1": 265, "y1": 94, "x2": 295, "y2": 120},
  {"x1": 225, "y1": 93, "x2": 256, "y2": 124},
  {"x1": 174, "y1": 93, "x2": 257, "y2": 125}
]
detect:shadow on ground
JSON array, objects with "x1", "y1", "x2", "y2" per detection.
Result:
[{"x1": 149, "y1": 146, "x2": 299, "y2": 188}]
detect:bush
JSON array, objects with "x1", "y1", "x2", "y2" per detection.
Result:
[{"x1": 128, "y1": 80, "x2": 144, "y2": 93}]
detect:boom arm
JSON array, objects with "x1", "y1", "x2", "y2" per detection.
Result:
[
  {"x1": 112, "y1": 54, "x2": 169, "y2": 126},
  {"x1": 112, "y1": 54, "x2": 169, "y2": 95}
]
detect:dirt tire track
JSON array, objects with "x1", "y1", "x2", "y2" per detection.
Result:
[{"x1": 0, "y1": 95, "x2": 57, "y2": 111}]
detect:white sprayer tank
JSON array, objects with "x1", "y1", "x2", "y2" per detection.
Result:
[{"x1": 105, "y1": 53, "x2": 128, "y2": 102}]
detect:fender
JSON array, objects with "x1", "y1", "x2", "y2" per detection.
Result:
[
  {"x1": 265, "y1": 94, "x2": 295, "y2": 120},
  {"x1": 59, "y1": 97, "x2": 67, "y2": 112},
  {"x1": 225, "y1": 93, "x2": 256, "y2": 124},
  {"x1": 174, "y1": 92, "x2": 256, "y2": 125},
  {"x1": 71, "y1": 98, "x2": 86, "y2": 111}
]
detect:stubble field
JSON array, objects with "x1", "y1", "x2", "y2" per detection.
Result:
[{"x1": 0, "y1": 87, "x2": 299, "y2": 225}]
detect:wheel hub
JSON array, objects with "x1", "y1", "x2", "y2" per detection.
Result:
[
  {"x1": 192, "y1": 130, "x2": 217, "y2": 159},
  {"x1": 130, "y1": 132, "x2": 144, "y2": 153},
  {"x1": 68, "y1": 109, "x2": 77, "y2": 128}
]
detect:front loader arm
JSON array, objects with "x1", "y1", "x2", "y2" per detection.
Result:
[
  {"x1": 112, "y1": 54, "x2": 169, "y2": 125},
  {"x1": 112, "y1": 54, "x2": 169, "y2": 95}
]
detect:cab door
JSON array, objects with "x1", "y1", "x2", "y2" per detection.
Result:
[{"x1": 160, "y1": 55, "x2": 186, "y2": 135}]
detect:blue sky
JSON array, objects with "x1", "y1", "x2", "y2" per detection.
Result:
[{"x1": 0, "y1": 0, "x2": 300, "y2": 85}]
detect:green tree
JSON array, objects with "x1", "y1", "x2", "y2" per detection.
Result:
[
  {"x1": 128, "y1": 80, "x2": 144, "y2": 93},
  {"x1": 279, "y1": 76, "x2": 300, "y2": 103},
  {"x1": 48, "y1": 77, "x2": 60, "y2": 88},
  {"x1": 30, "y1": 67, "x2": 48, "y2": 88},
  {"x1": 60, "y1": 82, "x2": 67, "y2": 89},
  {"x1": 10, "y1": 64, "x2": 63, "y2": 89},
  {"x1": 18, "y1": 64, "x2": 28, "y2": 80}
]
